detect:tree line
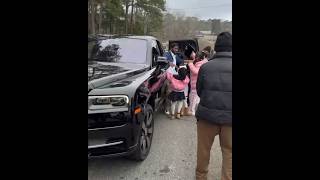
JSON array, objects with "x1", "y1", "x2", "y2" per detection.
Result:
[
  {"x1": 88, "y1": 0, "x2": 232, "y2": 41},
  {"x1": 88, "y1": 0, "x2": 165, "y2": 35}
]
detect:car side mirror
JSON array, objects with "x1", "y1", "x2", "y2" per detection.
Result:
[
  {"x1": 156, "y1": 56, "x2": 169, "y2": 70},
  {"x1": 157, "y1": 56, "x2": 168, "y2": 65}
]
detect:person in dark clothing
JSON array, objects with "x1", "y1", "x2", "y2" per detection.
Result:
[
  {"x1": 164, "y1": 43, "x2": 184, "y2": 67},
  {"x1": 195, "y1": 32, "x2": 232, "y2": 180}
]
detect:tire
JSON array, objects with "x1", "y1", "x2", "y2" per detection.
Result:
[{"x1": 129, "y1": 104, "x2": 154, "y2": 161}]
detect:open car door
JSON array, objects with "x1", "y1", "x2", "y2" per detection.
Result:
[{"x1": 168, "y1": 39, "x2": 199, "y2": 60}]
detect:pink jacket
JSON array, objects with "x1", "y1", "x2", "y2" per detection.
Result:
[
  {"x1": 188, "y1": 59, "x2": 208, "y2": 90},
  {"x1": 149, "y1": 73, "x2": 166, "y2": 93},
  {"x1": 159, "y1": 72, "x2": 190, "y2": 92}
]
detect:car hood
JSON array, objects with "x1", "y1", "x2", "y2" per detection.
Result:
[{"x1": 88, "y1": 61, "x2": 149, "y2": 90}]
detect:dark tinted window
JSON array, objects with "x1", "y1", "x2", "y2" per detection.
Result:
[{"x1": 88, "y1": 38, "x2": 147, "y2": 64}]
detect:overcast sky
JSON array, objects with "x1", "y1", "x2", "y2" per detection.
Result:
[{"x1": 165, "y1": 0, "x2": 232, "y2": 21}]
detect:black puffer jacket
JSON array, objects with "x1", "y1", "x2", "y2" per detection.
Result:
[{"x1": 195, "y1": 52, "x2": 232, "y2": 125}]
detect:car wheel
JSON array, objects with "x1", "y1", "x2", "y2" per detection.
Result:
[{"x1": 129, "y1": 104, "x2": 154, "y2": 161}]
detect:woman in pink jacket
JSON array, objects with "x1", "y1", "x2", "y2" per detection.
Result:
[
  {"x1": 159, "y1": 66, "x2": 190, "y2": 119},
  {"x1": 187, "y1": 51, "x2": 208, "y2": 115}
]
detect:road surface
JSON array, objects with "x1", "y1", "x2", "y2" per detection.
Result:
[{"x1": 88, "y1": 112, "x2": 222, "y2": 180}]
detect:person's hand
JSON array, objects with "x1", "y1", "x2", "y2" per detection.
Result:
[
  {"x1": 191, "y1": 51, "x2": 196, "y2": 60},
  {"x1": 158, "y1": 72, "x2": 166, "y2": 79},
  {"x1": 185, "y1": 60, "x2": 193, "y2": 64}
]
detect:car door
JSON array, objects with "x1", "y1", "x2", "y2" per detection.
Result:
[
  {"x1": 168, "y1": 39, "x2": 199, "y2": 60},
  {"x1": 150, "y1": 39, "x2": 168, "y2": 112}
]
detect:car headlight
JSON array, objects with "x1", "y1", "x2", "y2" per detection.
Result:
[{"x1": 88, "y1": 95, "x2": 129, "y2": 107}]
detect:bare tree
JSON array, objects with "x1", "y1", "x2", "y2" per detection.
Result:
[
  {"x1": 97, "y1": 3, "x2": 103, "y2": 34},
  {"x1": 89, "y1": 0, "x2": 96, "y2": 35},
  {"x1": 143, "y1": 12, "x2": 148, "y2": 35},
  {"x1": 124, "y1": 0, "x2": 129, "y2": 34},
  {"x1": 129, "y1": 0, "x2": 134, "y2": 34}
]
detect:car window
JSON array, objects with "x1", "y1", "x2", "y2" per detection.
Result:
[
  {"x1": 151, "y1": 40, "x2": 162, "y2": 68},
  {"x1": 151, "y1": 40, "x2": 160, "y2": 55},
  {"x1": 89, "y1": 38, "x2": 147, "y2": 64},
  {"x1": 156, "y1": 40, "x2": 164, "y2": 56}
]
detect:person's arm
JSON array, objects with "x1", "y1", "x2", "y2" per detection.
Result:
[
  {"x1": 166, "y1": 71, "x2": 173, "y2": 81},
  {"x1": 188, "y1": 62, "x2": 200, "y2": 75},
  {"x1": 157, "y1": 71, "x2": 167, "y2": 79},
  {"x1": 183, "y1": 76, "x2": 190, "y2": 85},
  {"x1": 169, "y1": 62, "x2": 175, "y2": 68},
  {"x1": 165, "y1": 52, "x2": 173, "y2": 63},
  {"x1": 165, "y1": 52, "x2": 176, "y2": 67},
  {"x1": 196, "y1": 67, "x2": 204, "y2": 97},
  {"x1": 176, "y1": 54, "x2": 183, "y2": 66}
]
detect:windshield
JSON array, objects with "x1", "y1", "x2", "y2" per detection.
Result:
[{"x1": 88, "y1": 38, "x2": 147, "y2": 64}]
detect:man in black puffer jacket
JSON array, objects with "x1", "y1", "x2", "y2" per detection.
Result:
[{"x1": 195, "y1": 32, "x2": 232, "y2": 180}]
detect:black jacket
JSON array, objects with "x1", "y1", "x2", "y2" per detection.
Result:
[{"x1": 196, "y1": 52, "x2": 232, "y2": 125}]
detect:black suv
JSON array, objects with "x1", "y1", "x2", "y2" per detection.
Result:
[{"x1": 88, "y1": 35, "x2": 168, "y2": 161}]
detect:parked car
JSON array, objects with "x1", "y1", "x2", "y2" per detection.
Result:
[{"x1": 88, "y1": 35, "x2": 168, "y2": 161}]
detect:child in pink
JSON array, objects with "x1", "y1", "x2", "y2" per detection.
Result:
[
  {"x1": 187, "y1": 51, "x2": 208, "y2": 115},
  {"x1": 159, "y1": 67, "x2": 190, "y2": 119}
]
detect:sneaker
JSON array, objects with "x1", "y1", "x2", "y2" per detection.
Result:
[
  {"x1": 176, "y1": 113, "x2": 181, "y2": 119},
  {"x1": 170, "y1": 115, "x2": 175, "y2": 120},
  {"x1": 165, "y1": 110, "x2": 170, "y2": 115},
  {"x1": 184, "y1": 110, "x2": 193, "y2": 116},
  {"x1": 180, "y1": 108, "x2": 184, "y2": 116}
]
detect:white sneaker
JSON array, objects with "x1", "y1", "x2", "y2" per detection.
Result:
[{"x1": 165, "y1": 110, "x2": 170, "y2": 115}]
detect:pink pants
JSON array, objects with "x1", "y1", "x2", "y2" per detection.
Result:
[{"x1": 189, "y1": 90, "x2": 200, "y2": 115}]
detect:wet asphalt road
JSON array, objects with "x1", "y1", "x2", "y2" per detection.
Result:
[{"x1": 88, "y1": 112, "x2": 222, "y2": 180}]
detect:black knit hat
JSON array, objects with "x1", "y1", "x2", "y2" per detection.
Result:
[
  {"x1": 173, "y1": 67, "x2": 187, "y2": 80},
  {"x1": 214, "y1": 32, "x2": 232, "y2": 52}
]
